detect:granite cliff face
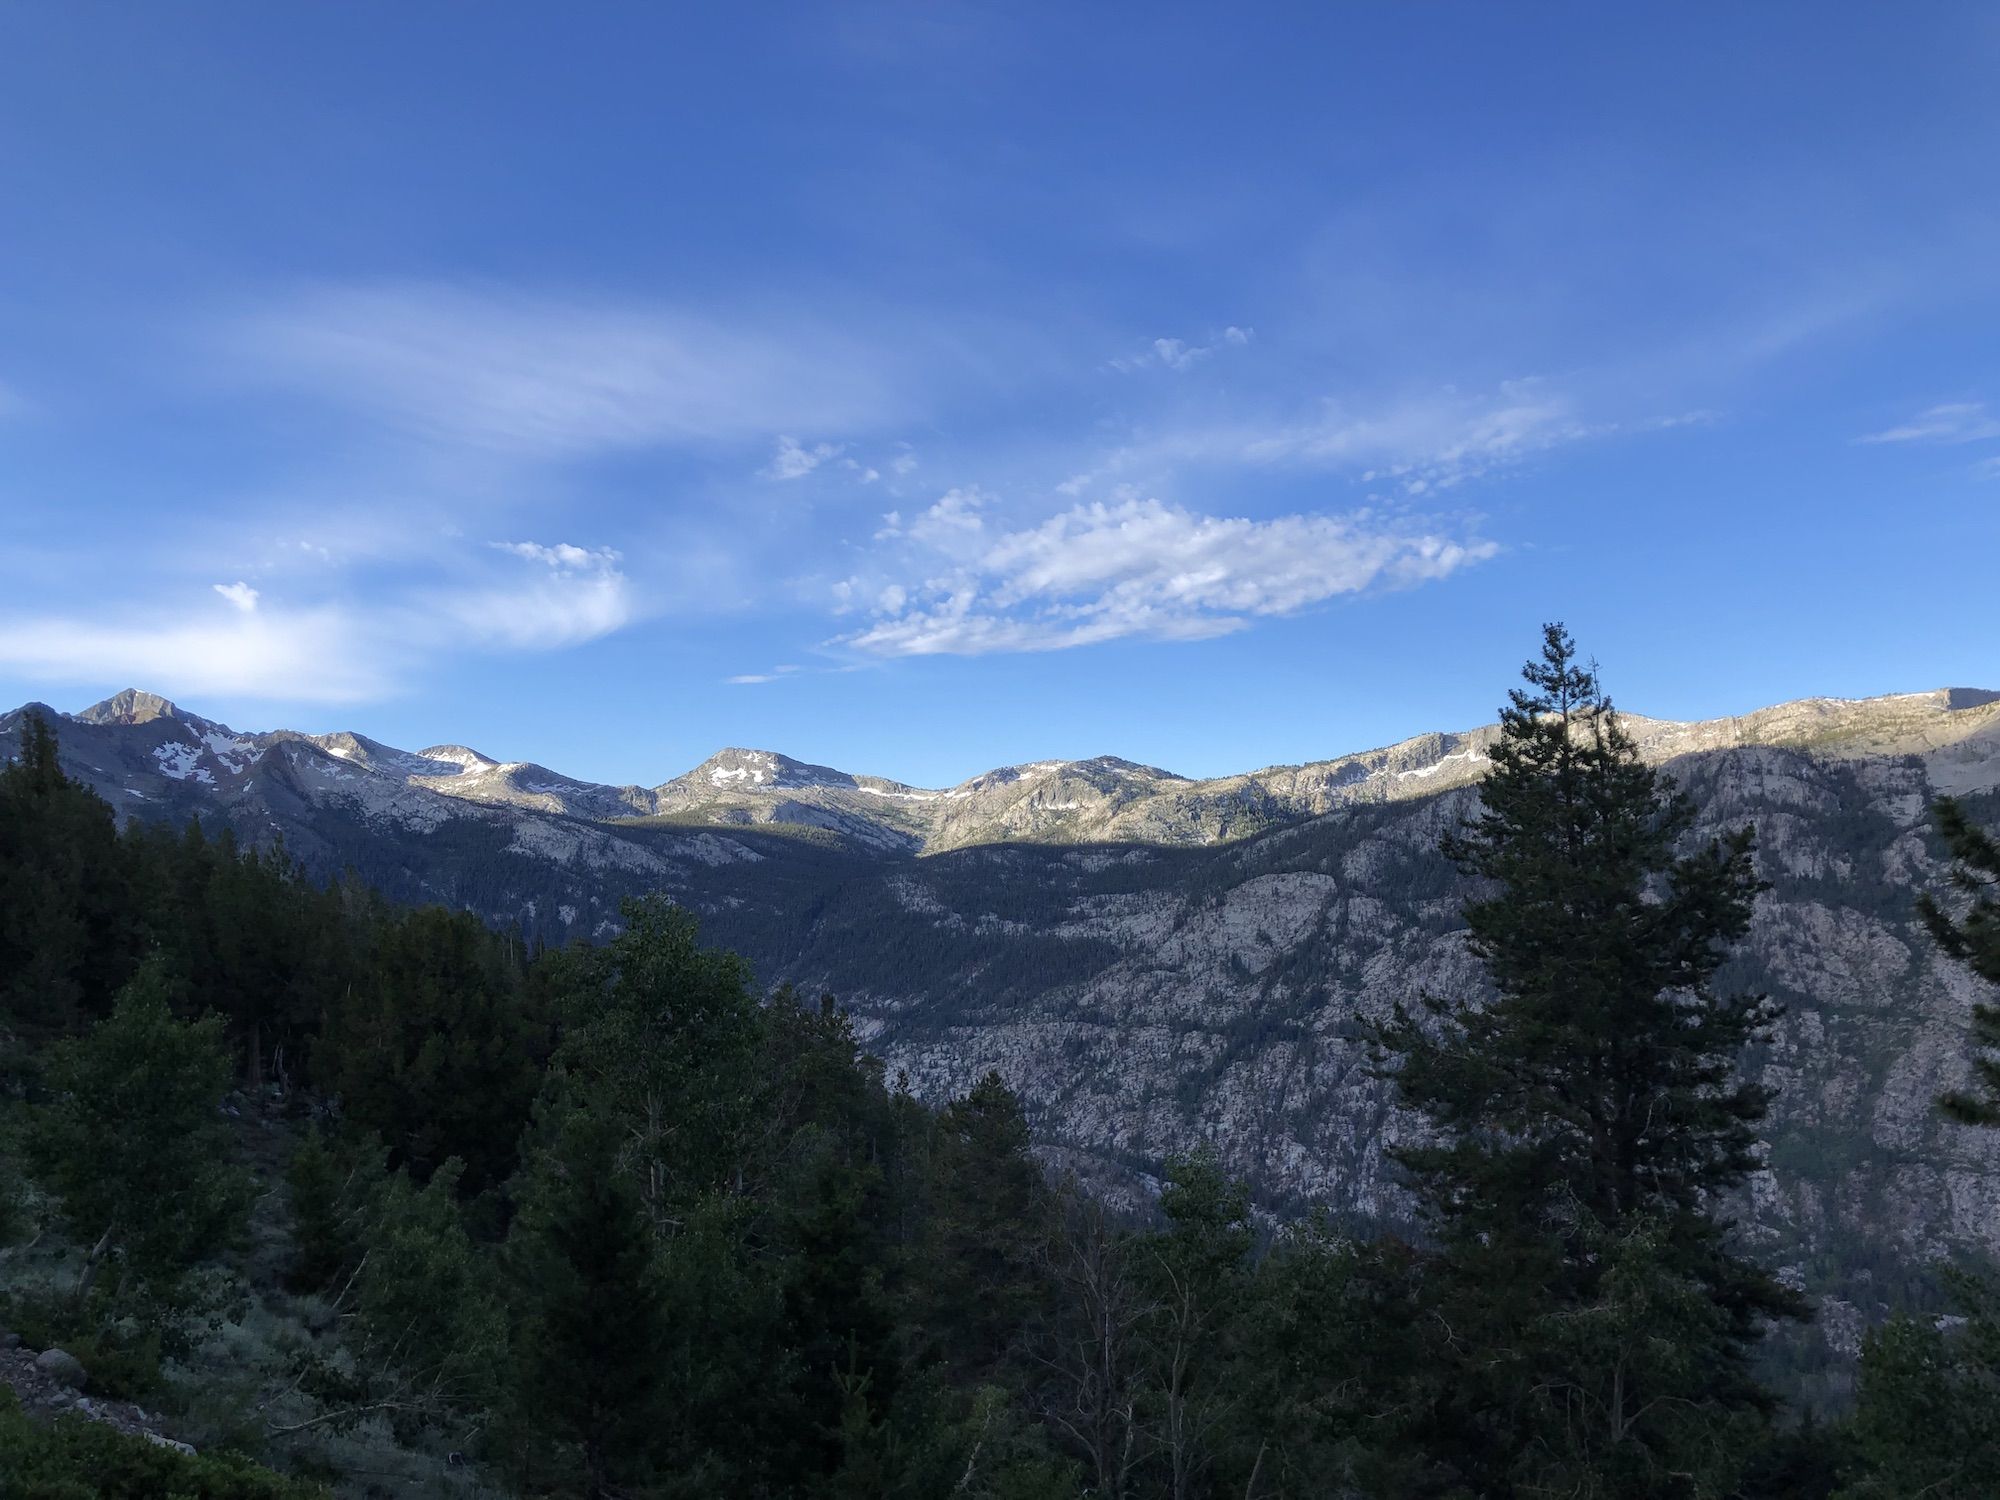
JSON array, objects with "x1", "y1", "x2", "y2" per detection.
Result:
[
  {"x1": 810, "y1": 748, "x2": 1999, "y2": 1364},
  {"x1": 7, "y1": 685, "x2": 2000, "y2": 1375}
]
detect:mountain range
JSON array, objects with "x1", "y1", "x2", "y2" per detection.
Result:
[
  {"x1": 27, "y1": 682, "x2": 2000, "y2": 863},
  {"x1": 8, "y1": 682, "x2": 2000, "y2": 1387}
]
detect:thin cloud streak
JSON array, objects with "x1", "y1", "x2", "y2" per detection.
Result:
[
  {"x1": 1060, "y1": 379, "x2": 1597, "y2": 499},
  {"x1": 1859, "y1": 401, "x2": 2000, "y2": 445},
  {"x1": 226, "y1": 284, "x2": 914, "y2": 459}
]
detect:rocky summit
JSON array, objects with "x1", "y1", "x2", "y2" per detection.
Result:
[{"x1": 7, "y1": 684, "x2": 2000, "y2": 1376}]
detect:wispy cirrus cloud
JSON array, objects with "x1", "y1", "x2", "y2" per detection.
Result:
[
  {"x1": 225, "y1": 284, "x2": 912, "y2": 459},
  {"x1": 1859, "y1": 401, "x2": 2000, "y2": 446},
  {"x1": 1242, "y1": 380, "x2": 1589, "y2": 493},
  {"x1": 1056, "y1": 378, "x2": 1597, "y2": 500},
  {"x1": 836, "y1": 492, "x2": 1493, "y2": 656},
  {"x1": 726, "y1": 664, "x2": 801, "y2": 686}
]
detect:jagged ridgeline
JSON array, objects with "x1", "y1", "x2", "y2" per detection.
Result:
[{"x1": 7, "y1": 683, "x2": 2000, "y2": 1383}]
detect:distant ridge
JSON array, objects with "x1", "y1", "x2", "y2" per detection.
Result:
[{"x1": 6, "y1": 682, "x2": 1998, "y2": 854}]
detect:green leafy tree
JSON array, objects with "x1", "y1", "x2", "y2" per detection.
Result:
[
  {"x1": 1371, "y1": 624, "x2": 1803, "y2": 1495},
  {"x1": 1840, "y1": 1268, "x2": 2000, "y2": 1499},
  {"x1": 542, "y1": 896, "x2": 764, "y2": 1228},
  {"x1": 1919, "y1": 796, "x2": 2000, "y2": 1123},
  {"x1": 27, "y1": 958, "x2": 251, "y2": 1347},
  {"x1": 826, "y1": 1375, "x2": 1083, "y2": 1500},
  {"x1": 1235, "y1": 1227, "x2": 1444, "y2": 1497},
  {"x1": 346, "y1": 1157, "x2": 506, "y2": 1436}
]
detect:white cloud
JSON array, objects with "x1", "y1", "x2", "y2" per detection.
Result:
[
  {"x1": 1152, "y1": 338, "x2": 1210, "y2": 372},
  {"x1": 230, "y1": 284, "x2": 908, "y2": 458},
  {"x1": 1972, "y1": 455, "x2": 2000, "y2": 481},
  {"x1": 445, "y1": 542, "x2": 632, "y2": 649},
  {"x1": 1109, "y1": 327, "x2": 1254, "y2": 374},
  {"x1": 877, "y1": 486, "x2": 994, "y2": 556},
  {"x1": 493, "y1": 540, "x2": 622, "y2": 572},
  {"x1": 0, "y1": 604, "x2": 389, "y2": 704},
  {"x1": 1859, "y1": 401, "x2": 2000, "y2": 445},
  {"x1": 840, "y1": 495, "x2": 1493, "y2": 657},
  {"x1": 762, "y1": 435, "x2": 844, "y2": 480},
  {"x1": 0, "y1": 540, "x2": 641, "y2": 703},
  {"x1": 727, "y1": 673, "x2": 778, "y2": 685}
]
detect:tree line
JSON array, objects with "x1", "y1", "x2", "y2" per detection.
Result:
[{"x1": 1, "y1": 626, "x2": 1997, "y2": 1496}]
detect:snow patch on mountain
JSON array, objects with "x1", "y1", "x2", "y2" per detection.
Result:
[
  {"x1": 417, "y1": 745, "x2": 497, "y2": 774},
  {"x1": 152, "y1": 742, "x2": 214, "y2": 784},
  {"x1": 200, "y1": 730, "x2": 261, "y2": 774}
]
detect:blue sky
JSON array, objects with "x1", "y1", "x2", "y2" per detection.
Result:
[{"x1": 2, "y1": 5, "x2": 1997, "y2": 787}]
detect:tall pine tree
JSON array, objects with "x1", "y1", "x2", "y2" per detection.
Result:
[
  {"x1": 507, "y1": 1118, "x2": 671, "y2": 1499},
  {"x1": 0, "y1": 712, "x2": 136, "y2": 1034},
  {"x1": 1372, "y1": 624, "x2": 1803, "y2": 1496}
]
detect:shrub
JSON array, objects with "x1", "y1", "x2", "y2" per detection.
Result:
[
  {"x1": 0, "y1": 1284, "x2": 166, "y2": 1399},
  {"x1": 0, "y1": 1386, "x2": 329, "y2": 1499}
]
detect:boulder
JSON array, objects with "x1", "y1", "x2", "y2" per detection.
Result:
[
  {"x1": 143, "y1": 1432, "x2": 198, "y2": 1457},
  {"x1": 33, "y1": 1347, "x2": 87, "y2": 1388}
]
